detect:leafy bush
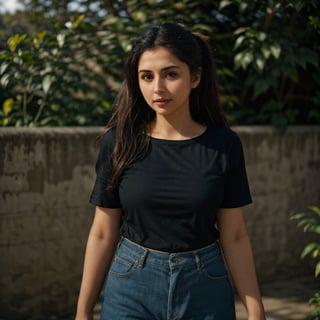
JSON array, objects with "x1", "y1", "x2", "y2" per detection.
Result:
[
  {"x1": 0, "y1": 0, "x2": 319, "y2": 127},
  {"x1": 0, "y1": 16, "x2": 115, "y2": 126},
  {"x1": 291, "y1": 206, "x2": 320, "y2": 319}
]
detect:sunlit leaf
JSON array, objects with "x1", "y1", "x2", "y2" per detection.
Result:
[
  {"x1": 309, "y1": 206, "x2": 320, "y2": 217},
  {"x1": 7, "y1": 34, "x2": 27, "y2": 52},
  {"x1": 312, "y1": 249, "x2": 320, "y2": 259},
  {"x1": 1, "y1": 118, "x2": 9, "y2": 126},
  {"x1": 219, "y1": 0, "x2": 233, "y2": 10},
  {"x1": 239, "y1": 2, "x2": 248, "y2": 12},
  {"x1": 132, "y1": 11, "x2": 147, "y2": 23},
  {"x1": 309, "y1": 16, "x2": 320, "y2": 29},
  {"x1": 234, "y1": 51, "x2": 253, "y2": 70},
  {"x1": 101, "y1": 100, "x2": 111, "y2": 110},
  {"x1": 3, "y1": 98, "x2": 14, "y2": 116},
  {"x1": 37, "y1": 30, "x2": 47, "y2": 42},
  {"x1": 234, "y1": 35, "x2": 245, "y2": 50},
  {"x1": 256, "y1": 31, "x2": 267, "y2": 42},
  {"x1": 301, "y1": 243, "x2": 320, "y2": 259},
  {"x1": 72, "y1": 15, "x2": 85, "y2": 29},
  {"x1": 42, "y1": 75, "x2": 55, "y2": 95},
  {"x1": 315, "y1": 262, "x2": 320, "y2": 277},
  {"x1": 0, "y1": 63, "x2": 8, "y2": 75},
  {"x1": 270, "y1": 43, "x2": 281, "y2": 59},
  {"x1": 291, "y1": 213, "x2": 308, "y2": 220},
  {"x1": 234, "y1": 27, "x2": 248, "y2": 35},
  {"x1": 57, "y1": 33, "x2": 65, "y2": 48},
  {"x1": 255, "y1": 55, "x2": 265, "y2": 71},
  {"x1": 65, "y1": 22, "x2": 72, "y2": 29},
  {"x1": 193, "y1": 24, "x2": 213, "y2": 34},
  {"x1": 33, "y1": 30, "x2": 47, "y2": 49},
  {"x1": 261, "y1": 44, "x2": 271, "y2": 59},
  {"x1": 0, "y1": 74, "x2": 10, "y2": 87}
]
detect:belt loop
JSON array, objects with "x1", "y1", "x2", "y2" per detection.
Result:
[
  {"x1": 194, "y1": 252, "x2": 202, "y2": 271},
  {"x1": 137, "y1": 248, "x2": 148, "y2": 269},
  {"x1": 116, "y1": 236, "x2": 124, "y2": 251}
]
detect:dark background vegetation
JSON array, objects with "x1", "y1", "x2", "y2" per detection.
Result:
[{"x1": 0, "y1": 0, "x2": 319, "y2": 129}]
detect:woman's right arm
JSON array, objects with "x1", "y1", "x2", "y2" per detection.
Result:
[{"x1": 75, "y1": 206, "x2": 122, "y2": 320}]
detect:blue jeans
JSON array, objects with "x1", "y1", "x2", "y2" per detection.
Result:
[{"x1": 101, "y1": 237, "x2": 236, "y2": 320}]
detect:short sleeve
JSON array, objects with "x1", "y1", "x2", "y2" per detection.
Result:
[
  {"x1": 89, "y1": 128, "x2": 122, "y2": 208},
  {"x1": 220, "y1": 132, "x2": 252, "y2": 208}
]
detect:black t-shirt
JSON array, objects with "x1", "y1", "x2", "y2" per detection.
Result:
[{"x1": 90, "y1": 126, "x2": 252, "y2": 252}]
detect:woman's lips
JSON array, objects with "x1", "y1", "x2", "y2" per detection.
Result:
[{"x1": 153, "y1": 99, "x2": 171, "y2": 107}]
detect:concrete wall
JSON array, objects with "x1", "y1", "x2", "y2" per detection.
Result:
[
  {"x1": 0, "y1": 128, "x2": 100, "y2": 320},
  {"x1": 0, "y1": 126, "x2": 319, "y2": 319},
  {"x1": 237, "y1": 126, "x2": 320, "y2": 280}
]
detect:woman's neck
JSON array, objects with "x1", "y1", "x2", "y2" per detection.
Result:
[{"x1": 149, "y1": 115, "x2": 206, "y2": 140}]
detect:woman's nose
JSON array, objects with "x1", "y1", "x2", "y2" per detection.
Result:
[{"x1": 154, "y1": 77, "x2": 165, "y2": 93}]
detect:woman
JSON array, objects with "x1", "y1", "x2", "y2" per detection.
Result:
[{"x1": 75, "y1": 22, "x2": 266, "y2": 320}]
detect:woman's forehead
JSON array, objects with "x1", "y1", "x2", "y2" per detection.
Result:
[{"x1": 138, "y1": 47, "x2": 186, "y2": 71}]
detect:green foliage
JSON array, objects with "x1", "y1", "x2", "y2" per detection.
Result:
[
  {"x1": 292, "y1": 206, "x2": 320, "y2": 277},
  {"x1": 219, "y1": 0, "x2": 320, "y2": 128},
  {"x1": 306, "y1": 292, "x2": 320, "y2": 320},
  {"x1": 0, "y1": 0, "x2": 319, "y2": 127},
  {"x1": 291, "y1": 206, "x2": 320, "y2": 319},
  {"x1": 0, "y1": 15, "x2": 114, "y2": 126}
]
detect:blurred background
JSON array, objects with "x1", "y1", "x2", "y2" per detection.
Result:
[{"x1": 0, "y1": 0, "x2": 319, "y2": 129}]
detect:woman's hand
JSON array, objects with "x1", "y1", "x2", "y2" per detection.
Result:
[
  {"x1": 75, "y1": 206, "x2": 121, "y2": 320},
  {"x1": 217, "y1": 207, "x2": 266, "y2": 320},
  {"x1": 75, "y1": 311, "x2": 93, "y2": 320}
]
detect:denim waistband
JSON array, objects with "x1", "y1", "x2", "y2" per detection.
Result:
[{"x1": 117, "y1": 237, "x2": 220, "y2": 269}]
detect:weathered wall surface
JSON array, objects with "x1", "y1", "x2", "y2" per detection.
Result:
[
  {"x1": 237, "y1": 126, "x2": 320, "y2": 281},
  {"x1": 0, "y1": 128, "x2": 102, "y2": 320},
  {"x1": 0, "y1": 126, "x2": 319, "y2": 319}
]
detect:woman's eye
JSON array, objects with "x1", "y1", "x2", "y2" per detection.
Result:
[
  {"x1": 142, "y1": 74, "x2": 153, "y2": 81},
  {"x1": 167, "y1": 72, "x2": 177, "y2": 78}
]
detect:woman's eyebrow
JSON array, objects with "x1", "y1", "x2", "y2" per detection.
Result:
[{"x1": 138, "y1": 65, "x2": 180, "y2": 73}]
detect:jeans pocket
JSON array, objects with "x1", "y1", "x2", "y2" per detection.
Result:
[
  {"x1": 200, "y1": 255, "x2": 228, "y2": 281},
  {"x1": 109, "y1": 254, "x2": 137, "y2": 277}
]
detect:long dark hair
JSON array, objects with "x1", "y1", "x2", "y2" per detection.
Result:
[{"x1": 107, "y1": 22, "x2": 228, "y2": 190}]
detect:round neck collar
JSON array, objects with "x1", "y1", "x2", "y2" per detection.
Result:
[{"x1": 149, "y1": 126, "x2": 209, "y2": 144}]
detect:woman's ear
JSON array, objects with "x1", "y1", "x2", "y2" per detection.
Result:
[{"x1": 191, "y1": 68, "x2": 202, "y2": 88}]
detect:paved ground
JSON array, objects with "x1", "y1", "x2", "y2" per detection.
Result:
[
  {"x1": 235, "y1": 276, "x2": 318, "y2": 320},
  {"x1": 93, "y1": 276, "x2": 318, "y2": 320}
]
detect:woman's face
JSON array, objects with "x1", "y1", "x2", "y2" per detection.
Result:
[{"x1": 138, "y1": 46, "x2": 200, "y2": 120}]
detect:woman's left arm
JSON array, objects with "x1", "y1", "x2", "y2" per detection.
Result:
[{"x1": 217, "y1": 207, "x2": 266, "y2": 320}]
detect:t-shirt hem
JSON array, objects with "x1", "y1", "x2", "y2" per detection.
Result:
[
  {"x1": 89, "y1": 196, "x2": 122, "y2": 209},
  {"x1": 220, "y1": 200, "x2": 252, "y2": 209}
]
